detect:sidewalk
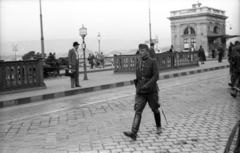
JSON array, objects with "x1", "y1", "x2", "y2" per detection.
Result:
[{"x1": 0, "y1": 59, "x2": 229, "y2": 108}]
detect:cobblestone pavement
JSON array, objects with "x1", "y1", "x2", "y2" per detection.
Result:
[{"x1": 0, "y1": 69, "x2": 239, "y2": 153}]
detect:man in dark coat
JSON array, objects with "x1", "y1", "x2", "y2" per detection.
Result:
[
  {"x1": 149, "y1": 43, "x2": 156, "y2": 59},
  {"x1": 123, "y1": 44, "x2": 162, "y2": 140},
  {"x1": 169, "y1": 45, "x2": 175, "y2": 66},
  {"x1": 230, "y1": 41, "x2": 240, "y2": 97},
  {"x1": 68, "y1": 42, "x2": 81, "y2": 88},
  {"x1": 228, "y1": 42, "x2": 234, "y2": 75},
  {"x1": 198, "y1": 46, "x2": 206, "y2": 64},
  {"x1": 87, "y1": 53, "x2": 95, "y2": 69},
  {"x1": 218, "y1": 45, "x2": 224, "y2": 62}
]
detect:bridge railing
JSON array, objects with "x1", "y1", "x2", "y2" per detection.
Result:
[
  {"x1": 0, "y1": 58, "x2": 46, "y2": 94},
  {"x1": 114, "y1": 51, "x2": 199, "y2": 72}
]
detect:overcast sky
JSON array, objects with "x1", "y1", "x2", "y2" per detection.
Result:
[{"x1": 0, "y1": 0, "x2": 239, "y2": 43}]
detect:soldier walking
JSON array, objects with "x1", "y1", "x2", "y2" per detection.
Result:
[
  {"x1": 123, "y1": 44, "x2": 162, "y2": 140},
  {"x1": 230, "y1": 41, "x2": 240, "y2": 98}
]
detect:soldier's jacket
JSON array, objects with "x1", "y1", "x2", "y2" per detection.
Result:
[
  {"x1": 135, "y1": 56, "x2": 159, "y2": 93},
  {"x1": 231, "y1": 46, "x2": 240, "y2": 73}
]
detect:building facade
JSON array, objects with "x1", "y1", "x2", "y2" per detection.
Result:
[{"x1": 168, "y1": 4, "x2": 228, "y2": 56}]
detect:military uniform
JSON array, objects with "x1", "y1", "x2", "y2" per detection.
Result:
[
  {"x1": 134, "y1": 56, "x2": 160, "y2": 112},
  {"x1": 124, "y1": 44, "x2": 162, "y2": 140},
  {"x1": 230, "y1": 41, "x2": 240, "y2": 97}
]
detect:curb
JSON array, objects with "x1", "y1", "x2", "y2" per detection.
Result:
[{"x1": 0, "y1": 65, "x2": 230, "y2": 109}]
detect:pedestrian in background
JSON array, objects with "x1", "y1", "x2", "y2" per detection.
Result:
[
  {"x1": 169, "y1": 45, "x2": 175, "y2": 67},
  {"x1": 149, "y1": 43, "x2": 156, "y2": 59},
  {"x1": 198, "y1": 46, "x2": 206, "y2": 64},
  {"x1": 99, "y1": 52, "x2": 105, "y2": 68},
  {"x1": 169, "y1": 45, "x2": 175, "y2": 53},
  {"x1": 230, "y1": 41, "x2": 240, "y2": 97},
  {"x1": 211, "y1": 48, "x2": 216, "y2": 58},
  {"x1": 68, "y1": 42, "x2": 81, "y2": 88},
  {"x1": 123, "y1": 44, "x2": 162, "y2": 140},
  {"x1": 87, "y1": 53, "x2": 95, "y2": 69},
  {"x1": 228, "y1": 42, "x2": 234, "y2": 74},
  {"x1": 218, "y1": 45, "x2": 224, "y2": 62}
]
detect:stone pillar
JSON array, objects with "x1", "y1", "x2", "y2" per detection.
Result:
[
  {"x1": 37, "y1": 57, "x2": 46, "y2": 87},
  {"x1": 171, "y1": 24, "x2": 176, "y2": 48}
]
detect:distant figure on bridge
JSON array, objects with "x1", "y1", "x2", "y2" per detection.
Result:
[
  {"x1": 149, "y1": 43, "x2": 156, "y2": 59},
  {"x1": 230, "y1": 41, "x2": 240, "y2": 98},
  {"x1": 228, "y1": 42, "x2": 234, "y2": 74},
  {"x1": 99, "y1": 52, "x2": 105, "y2": 68},
  {"x1": 169, "y1": 45, "x2": 175, "y2": 67},
  {"x1": 123, "y1": 44, "x2": 162, "y2": 140},
  {"x1": 87, "y1": 53, "x2": 95, "y2": 69},
  {"x1": 211, "y1": 48, "x2": 216, "y2": 59},
  {"x1": 218, "y1": 44, "x2": 224, "y2": 62},
  {"x1": 169, "y1": 45, "x2": 175, "y2": 53},
  {"x1": 198, "y1": 46, "x2": 206, "y2": 64},
  {"x1": 68, "y1": 42, "x2": 81, "y2": 88}
]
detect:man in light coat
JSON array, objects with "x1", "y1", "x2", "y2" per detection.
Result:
[{"x1": 68, "y1": 42, "x2": 81, "y2": 88}]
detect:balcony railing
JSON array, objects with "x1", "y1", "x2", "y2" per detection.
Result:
[
  {"x1": 170, "y1": 6, "x2": 226, "y2": 17},
  {"x1": 114, "y1": 52, "x2": 199, "y2": 73},
  {"x1": 0, "y1": 58, "x2": 46, "y2": 94}
]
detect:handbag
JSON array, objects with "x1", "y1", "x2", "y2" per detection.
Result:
[{"x1": 65, "y1": 68, "x2": 75, "y2": 78}]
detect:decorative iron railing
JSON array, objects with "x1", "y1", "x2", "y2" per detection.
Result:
[
  {"x1": 114, "y1": 52, "x2": 199, "y2": 73},
  {"x1": 0, "y1": 58, "x2": 45, "y2": 93}
]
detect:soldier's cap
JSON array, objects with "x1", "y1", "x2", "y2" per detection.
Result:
[{"x1": 138, "y1": 44, "x2": 149, "y2": 50}]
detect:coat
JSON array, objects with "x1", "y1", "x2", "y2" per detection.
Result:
[
  {"x1": 218, "y1": 47, "x2": 224, "y2": 55},
  {"x1": 149, "y1": 48, "x2": 156, "y2": 59},
  {"x1": 198, "y1": 48, "x2": 206, "y2": 62},
  {"x1": 68, "y1": 48, "x2": 79, "y2": 66},
  {"x1": 135, "y1": 56, "x2": 159, "y2": 94}
]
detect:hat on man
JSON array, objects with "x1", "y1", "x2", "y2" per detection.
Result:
[
  {"x1": 150, "y1": 43, "x2": 155, "y2": 46},
  {"x1": 139, "y1": 44, "x2": 149, "y2": 50},
  {"x1": 73, "y1": 42, "x2": 80, "y2": 46}
]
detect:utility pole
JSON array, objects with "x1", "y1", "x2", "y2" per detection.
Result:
[
  {"x1": 148, "y1": 0, "x2": 152, "y2": 44},
  {"x1": 39, "y1": 0, "x2": 45, "y2": 62},
  {"x1": 13, "y1": 44, "x2": 18, "y2": 61}
]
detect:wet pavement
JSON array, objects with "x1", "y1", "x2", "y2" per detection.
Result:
[{"x1": 0, "y1": 68, "x2": 239, "y2": 153}]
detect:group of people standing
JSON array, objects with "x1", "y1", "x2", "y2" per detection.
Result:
[{"x1": 228, "y1": 41, "x2": 240, "y2": 98}]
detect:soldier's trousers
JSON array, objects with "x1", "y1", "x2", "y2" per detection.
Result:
[{"x1": 134, "y1": 93, "x2": 160, "y2": 114}]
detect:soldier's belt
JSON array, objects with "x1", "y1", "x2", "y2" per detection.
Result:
[{"x1": 137, "y1": 77, "x2": 151, "y2": 81}]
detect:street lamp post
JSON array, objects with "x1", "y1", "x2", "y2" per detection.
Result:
[
  {"x1": 79, "y1": 24, "x2": 88, "y2": 80},
  {"x1": 13, "y1": 44, "x2": 18, "y2": 61},
  {"x1": 98, "y1": 32, "x2": 101, "y2": 54},
  {"x1": 148, "y1": 0, "x2": 152, "y2": 44},
  {"x1": 39, "y1": 0, "x2": 45, "y2": 62}
]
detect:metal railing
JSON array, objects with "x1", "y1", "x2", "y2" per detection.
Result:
[
  {"x1": 114, "y1": 52, "x2": 199, "y2": 73},
  {"x1": 0, "y1": 58, "x2": 46, "y2": 93}
]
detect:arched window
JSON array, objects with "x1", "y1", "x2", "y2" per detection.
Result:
[
  {"x1": 184, "y1": 27, "x2": 195, "y2": 35},
  {"x1": 213, "y1": 26, "x2": 219, "y2": 34}
]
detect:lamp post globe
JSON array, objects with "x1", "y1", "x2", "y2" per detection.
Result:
[
  {"x1": 98, "y1": 32, "x2": 101, "y2": 54},
  {"x1": 79, "y1": 24, "x2": 88, "y2": 80}
]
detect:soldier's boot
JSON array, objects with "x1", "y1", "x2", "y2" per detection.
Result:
[
  {"x1": 154, "y1": 112, "x2": 162, "y2": 134},
  {"x1": 231, "y1": 77, "x2": 240, "y2": 98},
  {"x1": 123, "y1": 113, "x2": 141, "y2": 140},
  {"x1": 231, "y1": 90, "x2": 237, "y2": 98}
]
